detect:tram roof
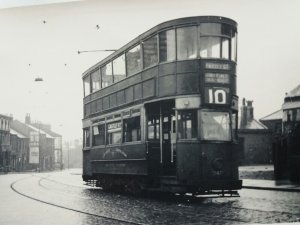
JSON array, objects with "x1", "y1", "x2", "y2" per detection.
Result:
[
  {"x1": 82, "y1": 16, "x2": 237, "y2": 77},
  {"x1": 285, "y1": 84, "x2": 300, "y2": 98}
]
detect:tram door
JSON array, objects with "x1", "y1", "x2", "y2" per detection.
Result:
[{"x1": 146, "y1": 100, "x2": 176, "y2": 176}]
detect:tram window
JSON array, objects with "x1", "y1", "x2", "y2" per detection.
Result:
[
  {"x1": 101, "y1": 62, "x2": 113, "y2": 88},
  {"x1": 126, "y1": 45, "x2": 141, "y2": 76},
  {"x1": 296, "y1": 109, "x2": 300, "y2": 121},
  {"x1": 148, "y1": 116, "x2": 160, "y2": 140},
  {"x1": 200, "y1": 23, "x2": 221, "y2": 36},
  {"x1": 177, "y1": 110, "x2": 197, "y2": 139},
  {"x1": 143, "y1": 35, "x2": 158, "y2": 68},
  {"x1": 92, "y1": 124, "x2": 105, "y2": 146},
  {"x1": 200, "y1": 111, "x2": 231, "y2": 141},
  {"x1": 200, "y1": 37, "x2": 221, "y2": 58},
  {"x1": 231, "y1": 112, "x2": 238, "y2": 141},
  {"x1": 177, "y1": 26, "x2": 197, "y2": 60},
  {"x1": 91, "y1": 69, "x2": 101, "y2": 92},
  {"x1": 83, "y1": 128, "x2": 90, "y2": 147},
  {"x1": 123, "y1": 116, "x2": 141, "y2": 142},
  {"x1": 159, "y1": 29, "x2": 176, "y2": 63},
  {"x1": 85, "y1": 103, "x2": 91, "y2": 117},
  {"x1": 113, "y1": 54, "x2": 126, "y2": 83},
  {"x1": 231, "y1": 32, "x2": 237, "y2": 62},
  {"x1": 222, "y1": 38, "x2": 229, "y2": 59},
  {"x1": 83, "y1": 75, "x2": 91, "y2": 97},
  {"x1": 106, "y1": 121, "x2": 121, "y2": 145}
]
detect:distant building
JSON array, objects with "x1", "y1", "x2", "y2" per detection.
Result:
[
  {"x1": 11, "y1": 119, "x2": 40, "y2": 170},
  {"x1": 10, "y1": 114, "x2": 62, "y2": 171},
  {"x1": 238, "y1": 99, "x2": 272, "y2": 165},
  {"x1": 260, "y1": 109, "x2": 282, "y2": 136},
  {"x1": 0, "y1": 114, "x2": 12, "y2": 172},
  {"x1": 10, "y1": 128, "x2": 29, "y2": 171},
  {"x1": 29, "y1": 120, "x2": 62, "y2": 169}
]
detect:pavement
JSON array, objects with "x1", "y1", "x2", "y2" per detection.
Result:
[{"x1": 239, "y1": 165, "x2": 300, "y2": 192}]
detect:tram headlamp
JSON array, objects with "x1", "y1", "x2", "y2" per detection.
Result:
[{"x1": 212, "y1": 158, "x2": 224, "y2": 171}]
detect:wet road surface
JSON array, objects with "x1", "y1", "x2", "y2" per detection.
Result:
[{"x1": 1, "y1": 169, "x2": 300, "y2": 225}]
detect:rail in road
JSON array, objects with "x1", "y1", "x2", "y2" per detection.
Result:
[
  {"x1": 10, "y1": 175, "x2": 144, "y2": 225},
  {"x1": 9, "y1": 173, "x2": 300, "y2": 224}
]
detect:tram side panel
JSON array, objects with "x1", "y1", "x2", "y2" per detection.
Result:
[{"x1": 88, "y1": 143, "x2": 148, "y2": 176}]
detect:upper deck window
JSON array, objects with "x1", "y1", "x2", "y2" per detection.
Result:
[
  {"x1": 199, "y1": 23, "x2": 235, "y2": 60},
  {"x1": 91, "y1": 69, "x2": 101, "y2": 93},
  {"x1": 222, "y1": 38, "x2": 230, "y2": 59},
  {"x1": 231, "y1": 32, "x2": 237, "y2": 62},
  {"x1": 159, "y1": 29, "x2": 175, "y2": 63},
  {"x1": 200, "y1": 37, "x2": 221, "y2": 58},
  {"x1": 101, "y1": 62, "x2": 113, "y2": 88},
  {"x1": 177, "y1": 26, "x2": 197, "y2": 60},
  {"x1": 113, "y1": 54, "x2": 126, "y2": 83},
  {"x1": 126, "y1": 45, "x2": 141, "y2": 76},
  {"x1": 200, "y1": 23, "x2": 222, "y2": 36},
  {"x1": 83, "y1": 75, "x2": 91, "y2": 97},
  {"x1": 143, "y1": 35, "x2": 158, "y2": 68}
]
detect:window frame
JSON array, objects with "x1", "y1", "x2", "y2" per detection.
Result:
[
  {"x1": 142, "y1": 34, "x2": 158, "y2": 69},
  {"x1": 83, "y1": 75, "x2": 91, "y2": 97},
  {"x1": 106, "y1": 120, "x2": 122, "y2": 145},
  {"x1": 126, "y1": 44, "x2": 142, "y2": 76},
  {"x1": 92, "y1": 122, "x2": 106, "y2": 147},
  {"x1": 112, "y1": 53, "x2": 126, "y2": 83},
  {"x1": 83, "y1": 127, "x2": 90, "y2": 148},
  {"x1": 199, "y1": 109, "x2": 232, "y2": 142},
  {"x1": 159, "y1": 29, "x2": 176, "y2": 63},
  {"x1": 123, "y1": 115, "x2": 141, "y2": 143},
  {"x1": 177, "y1": 109, "x2": 198, "y2": 140},
  {"x1": 176, "y1": 25, "x2": 198, "y2": 60}
]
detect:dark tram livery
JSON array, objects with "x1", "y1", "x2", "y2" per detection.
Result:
[{"x1": 82, "y1": 16, "x2": 242, "y2": 195}]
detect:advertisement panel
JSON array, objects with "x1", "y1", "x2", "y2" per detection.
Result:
[{"x1": 29, "y1": 146, "x2": 39, "y2": 164}]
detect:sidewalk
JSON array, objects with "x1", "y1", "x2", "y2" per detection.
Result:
[{"x1": 239, "y1": 165, "x2": 300, "y2": 192}]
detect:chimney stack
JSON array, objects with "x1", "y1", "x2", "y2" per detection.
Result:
[
  {"x1": 240, "y1": 98, "x2": 247, "y2": 129},
  {"x1": 246, "y1": 100, "x2": 254, "y2": 121},
  {"x1": 25, "y1": 113, "x2": 31, "y2": 124}
]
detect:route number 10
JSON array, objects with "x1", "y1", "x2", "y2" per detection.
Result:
[{"x1": 208, "y1": 88, "x2": 227, "y2": 104}]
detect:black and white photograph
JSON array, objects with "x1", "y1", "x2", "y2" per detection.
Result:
[{"x1": 0, "y1": 0, "x2": 299, "y2": 224}]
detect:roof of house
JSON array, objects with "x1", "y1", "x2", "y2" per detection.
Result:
[
  {"x1": 260, "y1": 109, "x2": 282, "y2": 121},
  {"x1": 11, "y1": 120, "x2": 35, "y2": 137},
  {"x1": 10, "y1": 128, "x2": 26, "y2": 138},
  {"x1": 241, "y1": 119, "x2": 268, "y2": 130},
  {"x1": 26, "y1": 124, "x2": 55, "y2": 138},
  {"x1": 30, "y1": 123, "x2": 61, "y2": 138}
]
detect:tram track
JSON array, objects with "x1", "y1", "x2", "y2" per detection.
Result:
[
  {"x1": 10, "y1": 175, "x2": 146, "y2": 225},
  {"x1": 10, "y1": 175, "x2": 300, "y2": 224}
]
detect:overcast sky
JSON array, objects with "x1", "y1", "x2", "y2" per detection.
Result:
[{"x1": 0, "y1": 0, "x2": 299, "y2": 141}]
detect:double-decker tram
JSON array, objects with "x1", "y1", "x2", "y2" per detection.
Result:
[{"x1": 82, "y1": 16, "x2": 242, "y2": 195}]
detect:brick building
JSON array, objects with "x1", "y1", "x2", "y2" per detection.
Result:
[
  {"x1": 238, "y1": 99, "x2": 273, "y2": 165},
  {"x1": 0, "y1": 114, "x2": 12, "y2": 172}
]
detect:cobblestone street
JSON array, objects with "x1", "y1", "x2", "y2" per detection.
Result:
[{"x1": 1, "y1": 169, "x2": 299, "y2": 225}]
